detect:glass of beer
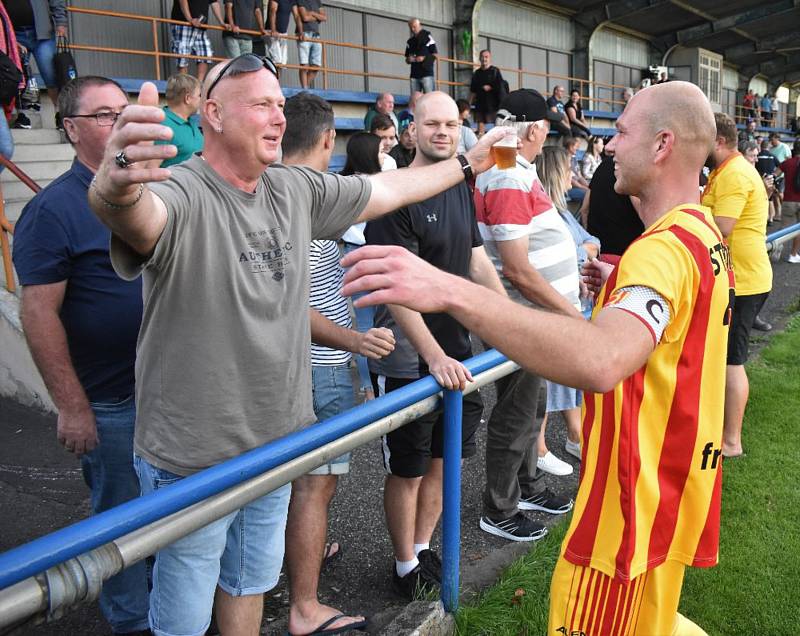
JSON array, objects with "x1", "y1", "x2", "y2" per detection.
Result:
[{"x1": 492, "y1": 129, "x2": 517, "y2": 169}]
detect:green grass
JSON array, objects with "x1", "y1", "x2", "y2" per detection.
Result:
[{"x1": 456, "y1": 314, "x2": 800, "y2": 636}]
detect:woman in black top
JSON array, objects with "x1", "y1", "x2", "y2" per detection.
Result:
[{"x1": 565, "y1": 89, "x2": 591, "y2": 139}]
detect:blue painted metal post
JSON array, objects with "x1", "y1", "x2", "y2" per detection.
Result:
[{"x1": 441, "y1": 389, "x2": 463, "y2": 612}]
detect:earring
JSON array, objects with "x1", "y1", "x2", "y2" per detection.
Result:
[{"x1": 217, "y1": 126, "x2": 223, "y2": 134}]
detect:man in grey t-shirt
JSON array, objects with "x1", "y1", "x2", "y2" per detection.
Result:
[{"x1": 89, "y1": 55, "x2": 509, "y2": 636}]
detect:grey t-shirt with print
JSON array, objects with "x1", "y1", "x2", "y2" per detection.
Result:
[{"x1": 111, "y1": 156, "x2": 371, "y2": 475}]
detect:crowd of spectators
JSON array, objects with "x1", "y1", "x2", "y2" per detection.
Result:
[{"x1": 3, "y1": 4, "x2": 800, "y2": 635}]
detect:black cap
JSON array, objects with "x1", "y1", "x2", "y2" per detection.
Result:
[{"x1": 497, "y1": 89, "x2": 563, "y2": 124}]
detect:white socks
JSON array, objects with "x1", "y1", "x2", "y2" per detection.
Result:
[
  {"x1": 414, "y1": 542, "x2": 429, "y2": 555},
  {"x1": 395, "y1": 557, "x2": 418, "y2": 577}
]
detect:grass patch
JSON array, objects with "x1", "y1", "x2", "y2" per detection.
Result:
[{"x1": 456, "y1": 314, "x2": 800, "y2": 636}]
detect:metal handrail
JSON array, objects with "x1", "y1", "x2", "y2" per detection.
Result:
[
  {"x1": 67, "y1": 5, "x2": 635, "y2": 107},
  {"x1": 0, "y1": 349, "x2": 518, "y2": 630},
  {"x1": 0, "y1": 156, "x2": 43, "y2": 293}
]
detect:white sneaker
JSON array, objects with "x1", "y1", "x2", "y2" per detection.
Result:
[
  {"x1": 564, "y1": 439, "x2": 581, "y2": 460},
  {"x1": 537, "y1": 451, "x2": 573, "y2": 476},
  {"x1": 788, "y1": 253, "x2": 800, "y2": 264}
]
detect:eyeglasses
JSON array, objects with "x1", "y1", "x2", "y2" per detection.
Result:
[
  {"x1": 205, "y1": 54, "x2": 279, "y2": 99},
  {"x1": 64, "y1": 111, "x2": 123, "y2": 126}
]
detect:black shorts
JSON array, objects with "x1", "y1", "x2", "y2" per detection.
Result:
[
  {"x1": 473, "y1": 109, "x2": 497, "y2": 124},
  {"x1": 727, "y1": 292, "x2": 769, "y2": 365},
  {"x1": 371, "y1": 373, "x2": 484, "y2": 478}
]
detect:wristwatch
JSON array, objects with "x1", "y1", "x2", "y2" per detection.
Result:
[{"x1": 456, "y1": 154, "x2": 474, "y2": 182}]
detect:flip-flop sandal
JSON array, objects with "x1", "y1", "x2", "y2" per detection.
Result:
[
  {"x1": 321, "y1": 541, "x2": 342, "y2": 571},
  {"x1": 287, "y1": 613, "x2": 368, "y2": 636}
]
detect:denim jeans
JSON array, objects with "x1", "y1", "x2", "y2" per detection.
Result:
[
  {"x1": 135, "y1": 456, "x2": 291, "y2": 636},
  {"x1": 308, "y1": 363, "x2": 355, "y2": 475},
  {"x1": 222, "y1": 35, "x2": 253, "y2": 58},
  {"x1": 342, "y1": 242, "x2": 375, "y2": 392},
  {"x1": 0, "y1": 115, "x2": 13, "y2": 171},
  {"x1": 15, "y1": 27, "x2": 57, "y2": 88},
  {"x1": 81, "y1": 395, "x2": 149, "y2": 633},
  {"x1": 410, "y1": 75, "x2": 435, "y2": 94}
]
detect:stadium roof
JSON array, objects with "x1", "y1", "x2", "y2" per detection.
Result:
[{"x1": 554, "y1": 0, "x2": 800, "y2": 87}]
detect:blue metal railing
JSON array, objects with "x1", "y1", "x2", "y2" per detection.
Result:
[{"x1": 0, "y1": 348, "x2": 510, "y2": 613}]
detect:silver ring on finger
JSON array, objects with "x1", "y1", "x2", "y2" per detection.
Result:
[{"x1": 115, "y1": 150, "x2": 133, "y2": 169}]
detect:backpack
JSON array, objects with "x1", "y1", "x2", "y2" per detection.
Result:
[
  {"x1": 493, "y1": 67, "x2": 509, "y2": 103},
  {"x1": 0, "y1": 51, "x2": 22, "y2": 106}
]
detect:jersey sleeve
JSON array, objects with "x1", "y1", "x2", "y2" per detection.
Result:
[{"x1": 605, "y1": 232, "x2": 696, "y2": 343}]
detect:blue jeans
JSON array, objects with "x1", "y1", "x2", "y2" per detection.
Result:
[
  {"x1": 308, "y1": 364, "x2": 355, "y2": 475},
  {"x1": 135, "y1": 456, "x2": 291, "y2": 636},
  {"x1": 567, "y1": 187, "x2": 586, "y2": 205},
  {"x1": 81, "y1": 395, "x2": 149, "y2": 633},
  {"x1": 410, "y1": 76, "x2": 435, "y2": 94},
  {"x1": 15, "y1": 27, "x2": 57, "y2": 89},
  {"x1": 0, "y1": 115, "x2": 13, "y2": 171},
  {"x1": 342, "y1": 242, "x2": 376, "y2": 392}
]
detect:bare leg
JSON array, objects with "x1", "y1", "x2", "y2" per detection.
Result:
[
  {"x1": 197, "y1": 62, "x2": 209, "y2": 83},
  {"x1": 536, "y1": 413, "x2": 550, "y2": 457},
  {"x1": 384, "y1": 474, "x2": 422, "y2": 562},
  {"x1": 563, "y1": 407, "x2": 582, "y2": 444},
  {"x1": 299, "y1": 66, "x2": 309, "y2": 88},
  {"x1": 723, "y1": 365, "x2": 748, "y2": 457},
  {"x1": 214, "y1": 588, "x2": 262, "y2": 636},
  {"x1": 791, "y1": 235, "x2": 800, "y2": 257},
  {"x1": 414, "y1": 458, "x2": 443, "y2": 545},
  {"x1": 286, "y1": 475, "x2": 363, "y2": 635},
  {"x1": 307, "y1": 68, "x2": 319, "y2": 87}
]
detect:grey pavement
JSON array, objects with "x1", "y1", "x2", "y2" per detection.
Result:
[{"x1": 1, "y1": 259, "x2": 798, "y2": 635}]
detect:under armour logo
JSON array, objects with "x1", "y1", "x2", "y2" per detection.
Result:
[{"x1": 426, "y1": 213, "x2": 438, "y2": 223}]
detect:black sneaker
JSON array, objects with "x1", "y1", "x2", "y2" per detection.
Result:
[
  {"x1": 479, "y1": 512, "x2": 548, "y2": 542},
  {"x1": 55, "y1": 112, "x2": 64, "y2": 131},
  {"x1": 392, "y1": 562, "x2": 440, "y2": 600},
  {"x1": 518, "y1": 488, "x2": 574, "y2": 514},
  {"x1": 417, "y1": 548, "x2": 442, "y2": 582},
  {"x1": 13, "y1": 112, "x2": 31, "y2": 129}
]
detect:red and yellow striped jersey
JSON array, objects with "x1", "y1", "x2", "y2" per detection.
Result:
[{"x1": 562, "y1": 204, "x2": 734, "y2": 583}]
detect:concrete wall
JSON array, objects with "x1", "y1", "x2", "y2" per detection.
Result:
[{"x1": 0, "y1": 290, "x2": 55, "y2": 413}]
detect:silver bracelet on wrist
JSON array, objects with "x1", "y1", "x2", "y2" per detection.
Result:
[{"x1": 90, "y1": 176, "x2": 145, "y2": 210}]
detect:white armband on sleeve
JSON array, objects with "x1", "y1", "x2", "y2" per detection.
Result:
[{"x1": 606, "y1": 285, "x2": 672, "y2": 345}]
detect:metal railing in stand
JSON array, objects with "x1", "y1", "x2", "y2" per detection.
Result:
[
  {"x1": 766, "y1": 221, "x2": 800, "y2": 252},
  {"x1": 0, "y1": 348, "x2": 519, "y2": 630},
  {"x1": 0, "y1": 156, "x2": 42, "y2": 293}
]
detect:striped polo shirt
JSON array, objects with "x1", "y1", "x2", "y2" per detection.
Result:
[
  {"x1": 474, "y1": 155, "x2": 580, "y2": 309},
  {"x1": 563, "y1": 205, "x2": 733, "y2": 582},
  {"x1": 309, "y1": 240, "x2": 351, "y2": 366}
]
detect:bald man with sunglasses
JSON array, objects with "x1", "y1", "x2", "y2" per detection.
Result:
[{"x1": 88, "y1": 55, "x2": 509, "y2": 636}]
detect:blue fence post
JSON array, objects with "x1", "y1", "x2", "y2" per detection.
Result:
[{"x1": 441, "y1": 388, "x2": 463, "y2": 613}]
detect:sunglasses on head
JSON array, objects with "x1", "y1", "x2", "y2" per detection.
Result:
[{"x1": 205, "y1": 54, "x2": 279, "y2": 99}]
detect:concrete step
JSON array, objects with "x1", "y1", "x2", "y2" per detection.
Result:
[
  {"x1": 3, "y1": 200, "x2": 27, "y2": 224},
  {"x1": 11, "y1": 144, "x2": 74, "y2": 163},
  {"x1": 1, "y1": 160, "x2": 72, "y2": 182},
  {"x1": 2, "y1": 178, "x2": 53, "y2": 201},
  {"x1": 10, "y1": 128, "x2": 65, "y2": 145}
]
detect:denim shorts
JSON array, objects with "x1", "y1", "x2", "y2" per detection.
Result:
[
  {"x1": 298, "y1": 32, "x2": 322, "y2": 66},
  {"x1": 410, "y1": 75, "x2": 435, "y2": 94},
  {"x1": 15, "y1": 27, "x2": 56, "y2": 88},
  {"x1": 308, "y1": 363, "x2": 355, "y2": 475},
  {"x1": 135, "y1": 455, "x2": 291, "y2": 636}
]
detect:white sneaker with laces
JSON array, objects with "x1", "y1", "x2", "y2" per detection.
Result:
[
  {"x1": 537, "y1": 451, "x2": 573, "y2": 476},
  {"x1": 788, "y1": 253, "x2": 800, "y2": 264},
  {"x1": 564, "y1": 439, "x2": 581, "y2": 461}
]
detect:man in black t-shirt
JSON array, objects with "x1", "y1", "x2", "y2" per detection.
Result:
[
  {"x1": 170, "y1": 0, "x2": 228, "y2": 82},
  {"x1": 365, "y1": 92, "x2": 505, "y2": 600},
  {"x1": 546, "y1": 85, "x2": 572, "y2": 137},
  {"x1": 469, "y1": 49, "x2": 505, "y2": 135},
  {"x1": 583, "y1": 153, "x2": 643, "y2": 256},
  {"x1": 266, "y1": 0, "x2": 302, "y2": 67},
  {"x1": 405, "y1": 18, "x2": 438, "y2": 94}
]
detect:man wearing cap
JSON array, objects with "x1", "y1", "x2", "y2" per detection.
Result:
[{"x1": 474, "y1": 89, "x2": 576, "y2": 542}]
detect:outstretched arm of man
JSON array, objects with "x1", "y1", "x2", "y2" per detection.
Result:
[
  {"x1": 88, "y1": 82, "x2": 176, "y2": 257},
  {"x1": 341, "y1": 245, "x2": 653, "y2": 393},
  {"x1": 356, "y1": 126, "x2": 509, "y2": 221}
]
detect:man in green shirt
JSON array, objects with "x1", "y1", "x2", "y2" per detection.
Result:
[
  {"x1": 157, "y1": 74, "x2": 204, "y2": 167},
  {"x1": 769, "y1": 132, "x2": 791, "y2": 164}
]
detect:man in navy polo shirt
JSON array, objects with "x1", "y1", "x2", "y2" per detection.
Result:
[{"x1": 12, "y1": 76, "x2": 149, "y2": 635}]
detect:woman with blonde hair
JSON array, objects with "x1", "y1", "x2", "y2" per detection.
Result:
[{"x1": 532, "y1": 146, "x2": 601, "y2": 475}]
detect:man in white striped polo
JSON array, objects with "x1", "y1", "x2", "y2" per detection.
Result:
[
  {"x1": 281, "y1": 92, "x2": 395, "y2": 636},
  {"x1": 474, "y1": 89, "x2": 576, "y2": 542}
]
